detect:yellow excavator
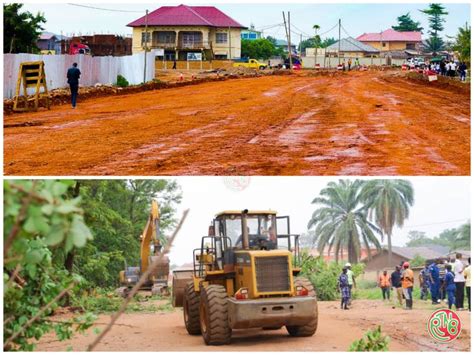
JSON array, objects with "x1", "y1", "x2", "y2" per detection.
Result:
[{"x1": 116, "y1": 200, "x2": 170, "y2": 297}]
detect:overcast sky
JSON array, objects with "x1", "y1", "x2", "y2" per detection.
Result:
[
  {"x1": 167, "y1": 177, "x2": 470, "y2": 266},
  {"x1": 21, "y1": 1, "x2": 470, "y2": 42}
]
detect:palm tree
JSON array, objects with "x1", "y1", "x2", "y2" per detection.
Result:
[
  {"x1": 360, "y1": 180, "x2": 414, "y2": 267},
  {"x1": 308, "y1": 180, "x2": 382, "y2": 264},
  {"x1": 313, "y1": 24, "x2": 320, "y2": 35}
]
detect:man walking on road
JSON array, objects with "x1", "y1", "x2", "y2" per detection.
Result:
[
  {"x1": 66, "y1": 62, "x2": 81, "y2": 108},
  {"x1": 454, "y1": 253, "x2": 466, "y2": 310},
  {"x1": 429, "y1": 259, "x2": 441, "y2": 304},
  {"x1": 391, "y1": 266, "x2": 403, "y2": 306},
  {"x1": 345, "y1": 263, "x2": 356, "y2": 305},
  {"x1": 402, "y1": 262, "x2": 414, "y2": 310},
  {"x1": 378, "y1": 270, "x2": 391, "y2": 300}
]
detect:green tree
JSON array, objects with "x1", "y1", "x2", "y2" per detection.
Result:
[
  {"x1": 3, "y1": 3, "x2": 46, "y2": 54},
  {"x1": 392, "y1": 13, "x2": 423, "y2": 32},
  {"x1": 454, "y1": 221, "x2": 470, "y2": 250},
  {"x1": 360, "y1": 180, "x2": 414, "y2": 267},
  {"x1": 241, "y1": 38, "x2": 275, "y2": 60},
  {"x1": 453, "y1": 24, "x2": 471, "y2": 64},
  {"x1": 320, "y1": 37, "x2": 337, "y2": 48},
  {"x1": 420, "y1": 3, "x2": 449, "y2": 53},
  {"x1": 4, "y1": 180, "x2": 95, "y2": 351},
  {"x1": 405, "y1": 230, "x2": 432, "y2": 247},
  {"x1": 308, "y1": 180, "x2": 382, "y2": 264}
]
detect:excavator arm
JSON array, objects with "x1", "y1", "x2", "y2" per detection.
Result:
[{"x1": 140, "y1": 200, "x2": 161, "y2": 274}]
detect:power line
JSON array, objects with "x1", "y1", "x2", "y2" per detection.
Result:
[
  {"x1": 404, "y1": 218, "x2": 469, "y2": 229},
  {"x1": 67, "y1": 3, "x2": 144, "y2": 13},
  {"x1": 319, "y1": 23, "x2": 339, "y2": 37}
]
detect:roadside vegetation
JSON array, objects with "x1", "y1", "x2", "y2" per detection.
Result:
[{"x1": 3, "y1": 180, "x2": 181, "y2": 351}]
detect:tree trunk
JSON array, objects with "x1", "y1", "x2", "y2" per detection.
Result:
[
  {"x1": 387, "y1": 232, "x2": 393, "y2": 268},
  {"x1": 64, "y1": 181, "x2": 81, "y2": 306}
]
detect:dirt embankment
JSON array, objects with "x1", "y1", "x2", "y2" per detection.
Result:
[
  {"x1": 34, "y1": 300, "x2": 471, "y2": 352},
  {"x1": 4, "y1": 70, "x2": 470, "y2": 176}
]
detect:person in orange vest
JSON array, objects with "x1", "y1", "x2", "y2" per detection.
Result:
[
  {"x1": 401, "y1": 261, "x2": 414, "y2": 310},
  {"x1": 378, "y1": 270, "x2": 391, "y2": 300}
]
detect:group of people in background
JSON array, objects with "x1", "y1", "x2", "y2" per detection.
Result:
[
  {"x1": 421, "y1": 254, "x2": 471, "y2": 311},
  {"x1": 339, "y1": 254, "x2": 471, "y2": 312},
  {"x1": 428, "y1": 60, "x2": 468, "y2": 81}
]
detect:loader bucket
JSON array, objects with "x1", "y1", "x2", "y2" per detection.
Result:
[{"x1": 172, "y1": 269, "x2": 194, "y2": 307}]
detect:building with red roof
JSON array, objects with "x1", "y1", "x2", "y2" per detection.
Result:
[
  {"x1": 127, "y1": 4, "x2": 245, "y2": 60},
  {"x1": 356, "y1": 28, "x2": 422, "y2": 53}
]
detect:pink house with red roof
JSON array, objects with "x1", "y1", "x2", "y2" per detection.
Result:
[
  {"x1": 356, "y1": 29, "x2": 422, "y2": 52},
  {"x1": 127, "y1": 4, "x2": 245, "y2": 60}
]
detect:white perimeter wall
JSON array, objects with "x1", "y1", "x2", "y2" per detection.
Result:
[
  {"x1": 302, "y1": 55, "x2": 406, "y2": 68},
  {"x1": 3, "y1": 52, "x2": 155, "y2": 99}
]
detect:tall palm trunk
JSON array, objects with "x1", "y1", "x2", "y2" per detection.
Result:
[{"x1": 387, "y1": 232, "x2": 392, "y2": 268}]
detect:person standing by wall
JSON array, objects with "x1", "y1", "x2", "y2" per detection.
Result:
[
  {"x1": 444, "y1": 264, "x2": 456, "y2": 310},
  {"x1": 429, "y1": 259, "x2": 441, "y2": 304},
  {"x1": 378, "y1": 270, "x2": 391, "y2": 300},
  {"x1": 66, "y1": 62, "x2": 81, "y2": 109},
  {"x1": 464, "y1": 257, "x2": 471, "y2": 312},
  {"x1": 338, "y1": 267, "x2": 350, "y2": 310},
  {"x1": 401, "y1": 262, "x2": 414, "y2": 310},
  {"x1": 391, "y1": 265, "x2": 403, "y2": 306},
  {"x1": 419, "y1": 263, "x2": 431, "y2": 300},
  {"x1": 454, "y1": 253, "x2": 466, "y2": 310}
]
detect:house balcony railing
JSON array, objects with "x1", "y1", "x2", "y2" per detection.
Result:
[{"x1": 150, "y1": 41, "x2": 211, "y2": 50}]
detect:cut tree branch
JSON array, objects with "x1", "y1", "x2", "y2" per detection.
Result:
[{"x1": 86, "y1": 209, "x2": 189, "y2": 351}]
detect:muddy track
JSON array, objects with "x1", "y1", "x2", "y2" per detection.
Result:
[
  {"x1": 4, "y1": 71, "x2": 469, "y2": 176},
  {"x1": 34, "y1": 300, "x2": 470, "y2": 352}
]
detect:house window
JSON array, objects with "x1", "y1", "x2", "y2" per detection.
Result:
[
  {"x1": 249, "y1": 33, "x2": 257, "y2": 39},
  {"x1": 216, "y1": 33, "x2": 228, "y2": 44},
  {"x1": 242, "y1": 33, "x2": 248, "y2": 39},
  {"x1": 382, "y1": 42, "x2": 386, "y2": 47},
  {"x1": 406, "y1": 43, "x2": 416, "y2": 50},
  {"x1": 141, "y1": 32, "x2": 151, "y2": 46},
  {"x1": 215, "y1": 54, "x2": 228, "y2": 59}
]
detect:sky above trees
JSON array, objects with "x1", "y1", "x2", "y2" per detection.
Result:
[{"x1": 22, "y1": 1, "x2": 470, "y2": 43}]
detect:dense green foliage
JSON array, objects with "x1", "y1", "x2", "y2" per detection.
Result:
[
  {"x1": 392, "y1": 13, "x2": 423, "y2": 32},
  {"x1": 349, "y1": 326, "x2": 390, "y2": 351},
  {"x1": 115, "y1": 75, "x2": 130, "y2": 88},
  {"x1": 410, "y1": 254, "x2": 426, "y2": 267},
  {"x1": 4, "y1": 180, "x2": 95, "y2": 350},
  {"x1": 3, "y1": 3, "x2": 46, "y2": 54},
  {"x1": 420, "y1": 3, "x2": 449, "y2": 52},
  {"x1": 308, "y1": 180, "x2": 382, "y2": 264},
  {"x1": 405, "y1": 222, "x2": 471, "y2": 250},
  {"x1": 298, "y1": 252, "x2": 365, "y2": 301},
  {"x1": 453, "y1": 24, "x2": 471, "y2": 64},
  {"x1": 3, "y1": 179, "x2": 181, "y2": 350},
  {"x1": 241, "y1": 38, "x2": 281, "y2": 60}
]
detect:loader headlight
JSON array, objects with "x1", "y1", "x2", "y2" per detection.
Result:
[
  {"x1": 235, "y1": 288, "x2": 249, "y2": 300},
  {"x1": 296, "y1": 285, "x2": 309, "y2": 296}
]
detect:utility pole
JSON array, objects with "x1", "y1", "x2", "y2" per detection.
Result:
[
  {"x1": 228, "y1": 26, "x2": 231, "y2": 60},
  {"x1": 300, "y1": 33, "x2": 303, "y2": 56},
  {"x1": 338, "y1": 18, "x2": 341, "y2": 65},
  {"x1": 282, "y1": 12, "x2": 291, "y2": 70},
  {"x1": 143, "y1": 9, "x2": 149, "y2": 84}
]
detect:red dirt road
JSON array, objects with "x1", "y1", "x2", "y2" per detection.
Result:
[
  {"x1": 35, "y1": 300, "x2": 470, "y2": 352},
  {"x1": 4, "y1": 71, "x2": 470, "y2": 176}
]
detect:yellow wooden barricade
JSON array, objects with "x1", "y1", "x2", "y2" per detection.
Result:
[{"x1": 13, "y1": 61, "x2": 50, "y2": 112}]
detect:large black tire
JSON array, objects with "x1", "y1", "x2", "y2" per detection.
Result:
[
  {"x1": 199, "y1": 285, "x2": 231, "y2": 345},
  {"x1": 286, "y1": 277, "x2": 318, "y2": 337},
  {"x1": 183, "y1": 282, "x2": 201, "y2": 335}
]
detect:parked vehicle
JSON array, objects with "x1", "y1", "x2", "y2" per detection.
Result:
[
  {"x1": 69, "y1": 42, "x2": 91, "y2": 55},
  {"x1": 233, "y1": 58, "x2": 267, "y2": 70}
]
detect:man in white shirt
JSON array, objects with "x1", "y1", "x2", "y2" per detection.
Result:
[{"x1": 454, "y1": 253, "x2": 466, "y2": 310}]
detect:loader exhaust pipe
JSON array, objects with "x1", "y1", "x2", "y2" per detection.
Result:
[{"x1": 241, "y1": 209, "x2": 249, "y2": 250}]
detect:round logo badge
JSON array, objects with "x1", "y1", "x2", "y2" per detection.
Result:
[
  {"x1": 427, "y1": 309, "x2": 461, "y2": 343},
  {"x1": 222, "y1": 176, "x2": 251, "y2": 192}
]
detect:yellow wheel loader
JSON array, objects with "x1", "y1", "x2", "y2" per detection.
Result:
[
  {"x1": 116, "y1": 200, "x2": 170, "y2": 297},
  {"x1": 173, "y1": 209, "x2": 318, "y2": 345}
]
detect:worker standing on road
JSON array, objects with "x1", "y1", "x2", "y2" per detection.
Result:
[
  {"x1": 429, "y1": 259, "x2": 441, "y2": 304},
  {"x1": 348, "y1": 58, "x2": 352, "y2": 71},
  {"x1": 444, "y1": 264, "x2": 456, "y2": 309},
  {"x1": 345, "y1": 263, "x2": 356, "y2": 305},
  {"x1": 401, "y1": 262, "x2": 414, "y2": 310},
  {"x1": 338, "y1": 267, "x2": 350, "y2": 310},
  {"x1": 378, "y1": 270, "x2": 391, "y2": 300},
  {"x1": 391, "y1": 265, "x2": 403, "y2": 306},
  {"x1": 66, "y1": 62, "x2": 81, "y2": 109},
  {"x1": 419, "y1": 262, "x2": 431, "y2": 300},
  {"x1": 454, "y1": 253, "x2": 466, "y2": 311},
  {"x1": 464, "y1": 257, "x2": 471, "y2": 312},
  {"x1": 172, "y1": 59, "x2": 177, "y2": 70}
]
